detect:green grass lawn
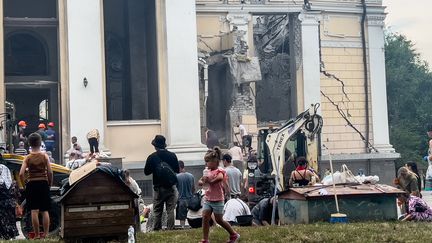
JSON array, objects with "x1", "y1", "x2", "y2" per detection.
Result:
[
  {"x1": 3, "y1": 222, "x2": 431, "y2": 243},
  {"x1": 138, "y1": 222, "x2": 432, "y2": 243}
]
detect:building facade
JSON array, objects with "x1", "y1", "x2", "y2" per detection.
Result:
[
  {"x1": 0, "y1": 0, "x2": 397, "y2": 196},
  {"x1": 195, "y1": 0, "x2": 398, "y2": 184}
]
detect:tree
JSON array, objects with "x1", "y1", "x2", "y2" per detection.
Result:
[{"x1": 385, "y1": 32, "x2": 432, "y2": 168}]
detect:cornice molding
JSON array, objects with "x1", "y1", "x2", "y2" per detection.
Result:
[
  {"x1": 226, "y1": 12, "x2": 252, "y2": 26},
  {"x1": 366, "y1": 14, "x2": 385, "y2": 27},
  {"x1": 298, "y1": 11, "x2": 322, "y2": 26}
]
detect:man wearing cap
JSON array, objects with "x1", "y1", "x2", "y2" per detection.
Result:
[
  {"x1": 36, "y1": 123, "x2": 48, "y2": 142},
  {"x1": 45, "y1": 122, "x2": 56, "y2": 153},
  {"x1": 144, "y1": 135, "x2": 179, "y2": 231},
  {"x1": 17, "y1": 120, "x2": 27, "y2": 144}
]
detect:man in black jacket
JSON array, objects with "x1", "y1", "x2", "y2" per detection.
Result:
[{"x1": 144, "y1": 135, "x2": 179, "y2": 230}]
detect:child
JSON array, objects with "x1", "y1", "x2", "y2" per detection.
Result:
[
  {"x1": 19, "y1": 133, "x2": 53, "y2": 239},
  {"x1": 86, "y1": 129, "x2": 100, "y2": 154},
  {"x1": 199, "y1": 147, "x2": 240, "y2": 243}
]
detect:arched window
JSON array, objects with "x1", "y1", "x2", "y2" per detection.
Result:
[{"x1": 5, "y1": 33, "x2": 48, "y2": 76}]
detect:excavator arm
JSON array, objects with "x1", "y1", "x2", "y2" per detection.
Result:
[{"x1": 265, "y1": 103, "x2": 323, "y2": 192}]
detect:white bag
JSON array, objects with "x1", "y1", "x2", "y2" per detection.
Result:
[
  {"x1": 354, "y1": 175, "x2": 379, "y2": 184},
  {"x1": 322, "y1": 171, "x2": 345, "y2": 185},
  {"x1": 340, "y1": 164, "x2": 360, "y2": 184}
]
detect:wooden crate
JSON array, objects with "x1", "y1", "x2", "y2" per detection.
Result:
[{"x1": 60, "y1": 169, "x2": 138, "y2": 240}]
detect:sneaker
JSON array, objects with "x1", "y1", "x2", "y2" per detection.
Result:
[
  {"x1": 199, "y1": 240, "x2": 209, "y2": 243},
  {"x1": 227, "y1": 233, "x2": 240, "y2": 243}
]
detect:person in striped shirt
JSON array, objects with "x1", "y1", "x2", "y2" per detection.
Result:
[{"x1": 14, "y1": 141, "x2": 28, "y2": 156}]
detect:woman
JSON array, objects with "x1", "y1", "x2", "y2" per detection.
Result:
[
  {"x1": 399, "y1": 194, "x2": 432, "y2": 221},
  {"x1": 0, "y1": 164, "x2": 19, "y2": 240},
  {"x1": 395, "y1": 166, "x2": 420, "y2": 197},
  {"x1": 289, "y1": 157, "x2": 318, "y2": 187},
  {"x1": 406, "y1": 161, "x2": 422, "y2": 193}
]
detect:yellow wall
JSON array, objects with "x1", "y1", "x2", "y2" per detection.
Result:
[
  {"x1": 106, "y1": 124, "x2": 161, "y2": 163},
  {"x1": 196, "y1": 14, "x2": 231, "y2": 53},
  {"x1": 319, "y1": 14, "x2": 373, "y2": 154}
]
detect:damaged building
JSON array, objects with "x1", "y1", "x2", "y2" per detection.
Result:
[
  {"x1": 196, "y1": 0, "x2": 398, "y2": 184},
  {"x1": 0, "y1": 0, "x2": 397, "y2": 199}
]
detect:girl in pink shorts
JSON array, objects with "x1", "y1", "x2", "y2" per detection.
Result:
[{"x1": 199, "y1": 147, "x2": 240, "y2": 243}]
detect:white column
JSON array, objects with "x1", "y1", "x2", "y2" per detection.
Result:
[
  {"x1": 67, "y1": 0, "x2": 105, "y2": 150},
  {"x1": 367, "y1": 14, "x2": 394, "y2": 152},
  {"x1": 164, "y1": 0, "x2": 207, "y2": 162},
  {"x1": 299, "y1": 12, "x2": 322, "y2": 111}
]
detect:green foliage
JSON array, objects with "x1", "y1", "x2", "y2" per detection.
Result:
[{"x1": 385, "y1": 32, "x2": 432, "y2": 168}]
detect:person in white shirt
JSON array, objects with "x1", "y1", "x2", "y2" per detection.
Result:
[
  {"x1": 223, "y1": 197, "x2": 251, "y2": 225},
  {"x1": 123, "y1": 169, "x2": 142, "y2": 195},
  {"x1": 236, "y1": 123, "x2": 252, "y2": 154},
  {"x1": 228, "y1": 142, "x2": 244, "y2": 172}
]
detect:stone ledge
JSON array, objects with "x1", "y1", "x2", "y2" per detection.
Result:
[{"x1": 320, "y1": 152, "x2": 400, "y2": 162}]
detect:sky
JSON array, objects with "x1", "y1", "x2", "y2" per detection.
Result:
[{"x1": 384, "y1": 0, "x2": 432, "y2": 65}]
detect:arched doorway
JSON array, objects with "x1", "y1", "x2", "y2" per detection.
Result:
[{"x1": 4, "y1": 0, "x2": 60, "y2": 160}]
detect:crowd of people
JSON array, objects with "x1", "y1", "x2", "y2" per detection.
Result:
[
  {"x1": 141, "y1": 134, "x2": 278, "y2": 243},
  {"x1": 4, "y1": 121, "x2": 432, "y2": 241}
]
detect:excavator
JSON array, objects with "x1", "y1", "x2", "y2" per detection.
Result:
[{"x1": 246, "y1": 103, "x2": 323, "y2": 206}]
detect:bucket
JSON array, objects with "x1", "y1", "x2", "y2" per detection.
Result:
[{"x1": 425, "y1": 178, "x2": 432, "y2": 191}]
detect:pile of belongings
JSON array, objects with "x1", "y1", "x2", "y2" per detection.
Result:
[{"x1": 321, "y1": 164, "x2": 379, "y2": 185}]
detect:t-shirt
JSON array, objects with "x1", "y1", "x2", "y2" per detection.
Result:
[
  {"x1": 14, "y1": 148, "x2": 28, "y2": 156},
  {"x1": 225, "y1": 166, "x2": 242, "y2": 196},
  {"x1": 205, "y1": 168, "x2": 226, "y2": 202},
  {"x1": 251, "y1": 198, "x2": 277, "y2": 225},
  {"x1": 45, "y1": 129, "x2": 56, "y2": 142},
  {"x1": 229, "y1": 146, "x2": 243, "y2": 161},
  {"x1": 66, "y1": 158, "x2": 87, "y2": 170},
  {"x1": 177, "y1": 172, "x2": 195, "y2": 199},
  {"x1": 223, "y1": 198, "x2": 251, "y2": 222},
  {"x1": 238, "y1": 124, "x2": 248, "y2": 136}
]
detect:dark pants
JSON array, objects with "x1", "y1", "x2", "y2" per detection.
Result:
[
  {"x1": 153, "y1": 186, "x2": 178, "y2": 231},
  {"x1": 242, "y1": 135, "x2": 252, "y2": 151},
  {"x1": 88, "y1": 137, "x2": 99, "y2": 153}
]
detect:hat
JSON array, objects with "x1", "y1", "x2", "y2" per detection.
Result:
[
  {"x1": 151, "y1": 135, "x2": 167, "y2": 149},
  {"x1": 48, "y1": 122, "x2": 55, "y2": 127},
  {"x1": 38, "y1": 123, "x2": 46, "y2": 129},
  {"x1": 18, "y1": 120, "x2": 27, "y2": 127}
]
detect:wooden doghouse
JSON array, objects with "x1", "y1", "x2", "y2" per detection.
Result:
[
  {"x1": 60, "y1": 163, "x2": 138, "y2": 241},
  {"x1": 278, "y1": 184, "x2": 404, "y2": 224}
]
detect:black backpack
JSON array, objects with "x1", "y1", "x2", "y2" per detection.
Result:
[{"x1": 155, "y1": 161, "x2": 177, "y2": 188}]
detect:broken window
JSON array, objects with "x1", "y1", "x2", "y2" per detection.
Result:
[
  {"x1": 253, "y1": 14, "x2": 298, "y2": 123},
  {"x1": 103, "y1": 0, "x2": 159, "y2": 121}
]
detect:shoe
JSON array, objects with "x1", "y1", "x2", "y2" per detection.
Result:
[
  {"x1": 227, "y1": 233, "x2": 240, "y2": 243},
  {"x1": 199, "y1": 240, "x2": 209, "y2": 243}
]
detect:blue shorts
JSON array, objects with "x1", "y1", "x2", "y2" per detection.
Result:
[{"x1": 203, "y1": 200, "x2": 224, "y2": 215}]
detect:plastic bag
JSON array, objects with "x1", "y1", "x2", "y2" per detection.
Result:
[
  {"x1": 340, "y1": 164, "x2": 359, "y2": 184},
  {"x1": 322, "y1": 171, "x2": 344, "y2": 185}
]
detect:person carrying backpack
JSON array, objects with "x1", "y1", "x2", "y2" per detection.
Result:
[{"x1": 144, "y1": 135, "x2": 180, "y2": 231}]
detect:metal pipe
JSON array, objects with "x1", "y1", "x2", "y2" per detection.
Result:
[{"x1": 361, "y1": 0, "x2": 370, "y2": 152}]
